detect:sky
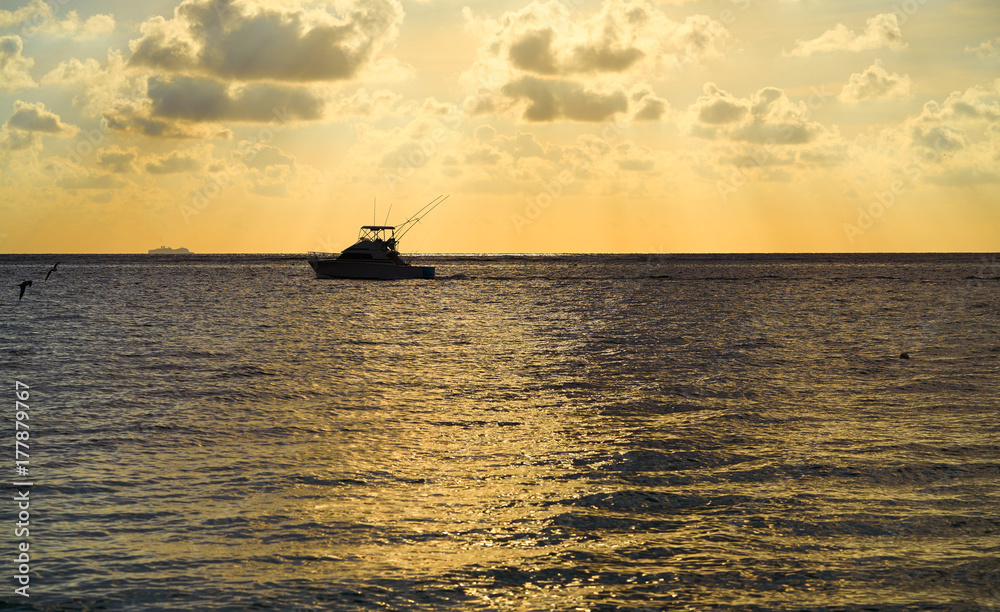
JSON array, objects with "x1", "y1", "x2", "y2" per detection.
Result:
[{"x1": 0, "y1": 0, "x2": 999, "y2": 253}]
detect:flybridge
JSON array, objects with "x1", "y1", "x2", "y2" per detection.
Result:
[
  {"x1": 357, "y1": 194, "x2": 448, "y2": 249},
  {"x1": 358, "y1": 226, "x2": 398, "y2": 246}
]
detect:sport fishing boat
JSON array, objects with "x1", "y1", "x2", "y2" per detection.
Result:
[{"x1": 307, "y1": 195, "x2": 446, "y2": 280}]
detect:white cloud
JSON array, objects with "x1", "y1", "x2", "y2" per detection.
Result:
[
  {"x1": 41, "y1": 57, "x2": 103, "y2": 85},
  {"x1": 917, "y1": 79, "x2": 1000, "y2": 124},
  {"x1": 3, "y1": 1, "x2": 114, "y2": 41},
  {"x1": 839, "y1": 60, "x2": 912, "y2": 103},
  {"x1": 965, "y1": 38, "x2": 1000, "y2": 60},
  {"x1": 33, "y1": 10, "x2": 115, "y2": 40},
  {"x1": 0, "y1": 3, "x2": 38, "y2": 28},
  {"x1": 0, "y1": 35, "x2": 36, "y2": 92},
  {"x1": 786, "y1": 13, "x2": 904, "y2": 57}
]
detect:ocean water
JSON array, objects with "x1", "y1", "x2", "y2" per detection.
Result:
[{"x1": 1, "y1": 253, "x2": 998, "y2": 611}]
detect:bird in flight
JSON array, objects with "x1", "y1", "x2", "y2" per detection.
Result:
[
  {"x1": 18, "y1": 281, "x2": 32, "y2": 301},
  {"x1": 45, "y1": 262, "x2": 60, "y2": 281}
]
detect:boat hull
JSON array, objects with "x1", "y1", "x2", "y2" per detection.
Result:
[{"x1": 309, "y1": 259, "x2": 434, "y2": 279}]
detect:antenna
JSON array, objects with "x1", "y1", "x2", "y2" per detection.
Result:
[
  {"x1": 373, "y1": 197, "x2": 376, "y2": 226},
  {"x1": 383, "y1": 202, "x2": 393, "y2": 226}
]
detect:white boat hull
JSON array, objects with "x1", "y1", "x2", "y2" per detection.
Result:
[{"x1": 309, "y1": 259, "x2": 434, "y2": 279}]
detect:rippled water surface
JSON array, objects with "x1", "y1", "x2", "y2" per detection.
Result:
[{"x1": 2, "y1": 253, "x2": 999, "y2": 610}]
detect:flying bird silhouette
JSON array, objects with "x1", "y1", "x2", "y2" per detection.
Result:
[
  {"x1": 17, "y1": 281, "x2": 31, "y2": 301},
  {"x1": 45, "y1": 262, "x2": 60, "y2": 281}
]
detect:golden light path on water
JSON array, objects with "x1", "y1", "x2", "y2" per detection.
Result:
[{"x1": 2, "y1": 253, "x2": 998, "y2": 610}]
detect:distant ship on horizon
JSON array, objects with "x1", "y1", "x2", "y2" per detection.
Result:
[{"x1": 148, "y1": 246, "x2": 192, "y2": 254}]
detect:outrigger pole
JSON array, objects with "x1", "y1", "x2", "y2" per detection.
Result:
[{"x1": 396, "y1": 194, "x2": 449, "y2": 242}]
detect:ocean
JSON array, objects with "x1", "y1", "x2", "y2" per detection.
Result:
[{"x1": 1, "y1": 253, "x2": 998, "y2": 611}]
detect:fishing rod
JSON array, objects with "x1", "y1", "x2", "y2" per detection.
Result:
[
  {"x1": 396, "y1": 194, "x2": 448, "y2": 242},
  {"x1": 382, "y1": 201, "x2": 393, "y2": 227}
]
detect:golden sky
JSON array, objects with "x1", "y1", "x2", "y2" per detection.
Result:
[{"x1": 1, "y1": 0, "x2": 999, "y2": 253}]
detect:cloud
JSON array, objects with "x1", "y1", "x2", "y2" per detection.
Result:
[
  {"x1": 501, "y1": 77, "x2": 628, "y2": 122},
  {"x1": 39, "y1": 51, "x2": 140, "y2": 119},
  {"x1": 144, "y1": 150, "x2": 203, "y2": 174},
  {"x1": 632, "y1": 90, "x2": 669, "y2": 121},
  {"x1": 694, "y1": 83, "x2": 747, "y2": 124},
  {"x1": 97, "y1": 147, "x2": 138, "y2": 173},
  {"x1": 462, "y1": 0, "x2": 728, "y2": 122},
  {"x1": 0, "y1": 3, "x2": 38, "y2": 27},
  {"x1": 1, "y1": 1, "x2": 114, "y2": 40},
  {"x1": 965, "y1": 38, "x2": 1000, "y2": 60},
  {"x1": 103, "y1": 75, "x2": 322, "y2": 137},
  {"x1": 4, "y1": 100, "x2": 77, "y2": 134},
  {"x1": 235, "y1": 143, "x2": 294, "y2": 171},
  {"x1": 0, "y1": 126, "x2": 37, "y2": 151},
  {"x1": 858, "y1": 79, "x2": 1000, "y2": 189},
  {"x1": 615, "y1": 142, "x2": 657, "y2": 172},
  {"x1": 103, "y1": 103, "x2": 230, "y2": 139},
  {"x1": 925, "y1": 166, "x2": 1000, "y2": 186},
  {"x1": 40, "y1": 57, "x2": 103, "y2": 85},
  {"x1": 98, "y1": 0, "x2": 399, "y2": 138},
  {"x1": 55, "y1": 171, "x2": 127, "y2": 190},
  {"x1": 0, "y1": 35, "x2": 37, "y2": 92},
  {"x1": 476, "y1": 1, "x2": 727, "y2": 76},
  {"x1": 917, "y1": 80, "x2": 1000, "y2": 123},
  {"x1": 232, "y1": 142, "x2": 298, "y2": 197},
  {"x1": 32, "y1": 10, "x2": 115, "y2": 40},
  {"x1": 839, "y1": 60, "x2": 912, "y2": 103},
  {"x1": 786, "y1": 13, "x2": 904, "y2": 57},
  {"x1": 508, "y1": 29, "x2": 560, "y2": 75},
  {"x1": 145, "y1": 76, "x2": 326, "y2": 122},
  {"x1": 689, "y1": 83, "x2": 825, "y2": 145},
  {"x1": 127, "y1": 0, "x2": 402, "y2": 82},
  {"x1": 911, "y1": 125, "x2": 967, "y2": 152},
  {"x1": 328, "y1": 88, "x2": 403, "y2": 118}
]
